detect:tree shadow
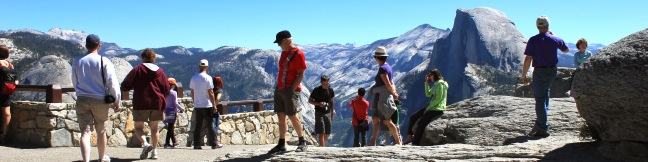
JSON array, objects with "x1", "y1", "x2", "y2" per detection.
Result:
[{"x1": 540, "y1": 141, "x2": 612, "y2": 162}]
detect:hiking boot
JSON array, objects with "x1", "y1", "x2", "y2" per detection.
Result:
[
  {"x1": 0, "y1": 133, "x2": 6, "y2": 145},
  {"x1": 295, "y1": 143, "x2": 308, "y2": 152},
  {"x1": 527, "y1": 127, "x2": 539, "y2": 137},
  {"x1": 100, "y1": 155, "x2": 111, "y2": 162},
  {"x1": 532, "y1": 130, "x2": 551, "y2": 138},
  {"x1": 267, "y1": 144, "x2": 287, "y2": 154},
  {"x1": 403, "y1": 135, "x2": 414, "y2": 145},
  {"x1": 140, "y1": 145, "x2": 154, "y2": 160},
  {"x1": 150, "y1": 149, "x2": 158, "y2": 159}
]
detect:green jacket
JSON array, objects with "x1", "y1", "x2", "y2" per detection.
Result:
[{"x1": 424, "y1": 79, "x2": 448, "y2": 111}]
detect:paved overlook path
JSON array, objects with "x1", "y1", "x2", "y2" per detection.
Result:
[{"x1": 1, "y1": 135, "x2": 610, "y2": 162}]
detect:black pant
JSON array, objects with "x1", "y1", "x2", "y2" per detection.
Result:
[
  {"x1": 165, "y1": 120, "x2": 177, "y2": 145},
  {"x1": 353, "y1": 126, "x2": 367, "y2": 147},
  {"x1": 193, "y1": 108, "x2": 216, "y2": 146},
  {"x1": 408, "y1": 108, "x2": 443, "y2": 145}
]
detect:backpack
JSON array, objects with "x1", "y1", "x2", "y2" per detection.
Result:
[{"x1": 0, "y1": 61, "x2": 17, "y2": 95}]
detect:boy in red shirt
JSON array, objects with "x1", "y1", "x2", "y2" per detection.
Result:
[{"x1": 349, "y1": 88, "x2": 369, "y2": 147}]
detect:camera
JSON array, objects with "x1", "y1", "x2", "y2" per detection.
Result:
[{"x1": 104, "y1": 95, "x2": 116, "y2": 103}]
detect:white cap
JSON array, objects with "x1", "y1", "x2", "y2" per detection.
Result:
[
  {"x1": 374, "y1": 46, "x2": 388, "y2": 57},
  {"x1": 199, "y1": 59, "x2": 209, "y2": 67},
  {"x1": 536, "y1": 16, "x2": 550, "y2": 29}
]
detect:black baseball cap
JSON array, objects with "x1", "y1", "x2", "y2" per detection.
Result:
[{"x1": 274, "y1": 30, "x2": 291, "y2": 44}]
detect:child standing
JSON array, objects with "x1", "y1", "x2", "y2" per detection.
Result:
[
  {"x1": 164, "y1": 78, "x2": 184, "y2": 148},
  {"x1": 349, "y1": 88, "x2": 369, "y2": 147}
]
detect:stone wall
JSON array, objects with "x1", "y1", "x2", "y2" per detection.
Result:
[{"x1": 5, "y1": 98, "x2": 315, "y2": 147}]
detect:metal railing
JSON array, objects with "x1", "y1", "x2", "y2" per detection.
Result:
[{"x1": 15, "y1": 84, "x2": 272, "y2": 115}]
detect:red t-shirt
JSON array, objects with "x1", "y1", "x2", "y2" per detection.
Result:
[
  {"x1": 277, "y1": 47, "x2": 307, "y2": 92},
  {"x1": 349, "y1": 96, "x2": 369, "y2": 126}
]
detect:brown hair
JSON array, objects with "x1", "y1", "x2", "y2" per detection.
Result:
[
  {"x1": 374, "y1": 56, "x2": 387, "y2": 62},
  {"x1": 0, "y1": 45, "x2": 9, "y2": 60},
  {"x1": 428, "y1": 69, "x2": 443, "y2": 81},
  {"x1": 576, "y1": 38, "x2": 588, "y2": 49},
  {"x1": 140, "y1": 48, "x2": 156, "y2": 63},
  {"x1": 213, "y1": 76, "x2": 224, "y2": 90}
]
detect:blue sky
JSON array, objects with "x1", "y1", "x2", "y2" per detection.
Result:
[{"x1": 1, "y1": 0, "x2": 646, "y2": 50}]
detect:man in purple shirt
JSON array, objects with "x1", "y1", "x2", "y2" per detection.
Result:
[{"x1": 520, "y1": 16, "x2": 569, "y2": 138}]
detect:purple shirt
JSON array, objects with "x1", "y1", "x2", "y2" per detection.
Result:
[
  {"x1": 374, "y1": 63, "x2": 393, "y2": 87},
  {"x1": 524, "y1": 33, "x2": 569, "y2": 67},
  {"x1": 164, "y1": 89, "x2": 181, "y2": 123}
]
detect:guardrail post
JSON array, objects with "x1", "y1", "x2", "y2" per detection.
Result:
[
  {"x1": 121, "y1": 91, "x2": 129, "y2": 100},
  {"x1": 219, "y1": 103, "x2": 228, "y2": 115},
  {"x1": 46, "y1": 84, "x2": 62, "y2": 103},
  {"x1": 253, "y1": 99, "x2": 264, "y2": 112},
  {"x1": 176, "y1": 86, "x2": 184, "y2": 98}
]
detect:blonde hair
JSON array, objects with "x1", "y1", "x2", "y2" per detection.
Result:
[{"x1": 576, "y1": 38, "x2": 588, "y2": 49}]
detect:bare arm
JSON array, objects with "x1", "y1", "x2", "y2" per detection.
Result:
[
  {"x1": 520, "y1": 55, "x2": 533, "y2": 84},
  {"x1": 190, "y1": 90, "x2": 195, "y2": 103},
  {"x1": 208, "y1": 89, "x2": 217, "y2": 112},
  {"x1": 380, "y1": 74, "x2": 398, "y2": 99},
  {"x1": 291, "y1": 70, "x2": 305, "y2": 91}
]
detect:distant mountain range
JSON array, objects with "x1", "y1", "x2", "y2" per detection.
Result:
[{"x1": 0, "y1": 7, "x2": 608, "y2": 147}]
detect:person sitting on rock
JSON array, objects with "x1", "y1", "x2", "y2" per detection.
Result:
[
  {"x1": 520, "y1": 16, "x2": 569, "y2": 138},
  {"x1": 405, "y1": 69, "x2": 448, "y2": 145},
  {"x1": 573, "y1": 38, "x2": 592, "y2": 68}
]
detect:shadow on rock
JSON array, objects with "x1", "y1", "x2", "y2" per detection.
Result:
[
  {"x1": 73, "y1": 157, "x2": 140, "y2": 162},
  {"x1": 540, "y1": 141, "x2": 610, "y2": 162},
  {"x1": 219, "y1": 153, "x2": 275, "y2": 162},
  {"x1": 503, "y1": 135, "x2": 543, "y2": 145}
]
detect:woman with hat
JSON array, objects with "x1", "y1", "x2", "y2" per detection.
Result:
[{"x1": 368, "y1": 46, "x2": 402, "y2": 146}]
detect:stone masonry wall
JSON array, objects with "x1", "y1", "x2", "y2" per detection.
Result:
[{"x1": 5, "y1": 98, "x2": 315, "y2": 147}]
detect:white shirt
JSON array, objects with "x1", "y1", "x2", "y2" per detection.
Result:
[
  {"x1": 72, "y1": 52, "x2": 121, "y2": 102},
  {"x1": 189, "y1": 71, "x2": 214, "y2": 108}
]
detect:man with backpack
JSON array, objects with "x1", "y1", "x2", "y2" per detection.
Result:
[
  {"x1": 72, "y1": 34, "x2": 121, "y2": 162},
  {"x1": 267, "y1": 30, "x2": 308, "y2": 154}
]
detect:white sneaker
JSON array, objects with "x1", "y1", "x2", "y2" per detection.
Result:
[
  {"x1": 101, "y1": 155, "x2": 111, "y2": 162},
  {"x1": 150, "y1": 148, "x2": 158, "y2": 159},
  {"x1": 140, "y1": 145, "x2": 153, "y2": 160}
]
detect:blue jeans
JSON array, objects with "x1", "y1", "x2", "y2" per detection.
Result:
[
  {"x1": 532, "y1": 67, "x2": 557, "y2": 131},
  {"x1": 211, "y1": 112, "x2": 220, "y2": 134}
]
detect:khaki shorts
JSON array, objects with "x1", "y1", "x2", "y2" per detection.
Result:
[
  {"x1": 273, "y1": 89, "x2": 301, "y2": 116},
  {"x1": 76, "y1": 96, "x2": 110, "y2": 132},
  {"x1": 133, "y1": 110, "x2": 164, "y2": 122}
]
